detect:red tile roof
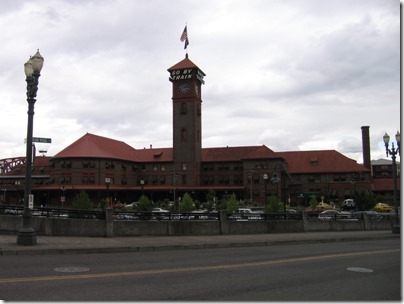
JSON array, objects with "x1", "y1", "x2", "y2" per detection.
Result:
[
  {"x1": 202, "y1": 145, "x2": 277, "y2": 162},
  {"x1": 52, "y1": 134, "x2": 279, "y2": 163},
  {"x1": 50, "y1": 133, "x2": 370, "y2": 177},
  {"x1": 52, "y1": 133, "x2": 138, "y2": 161},
  {"x1": 135, "y1": 147, "x2": 173, "y2": 162},
  {"x1": 277, "y1": 150, "x2": 369, "y2": 174}
]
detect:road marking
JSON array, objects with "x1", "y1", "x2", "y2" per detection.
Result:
[
  {"x1": 347, "y1": 267, "x2": 374, "y2": 273},
  {"x1": 0, "y1": 248, "x2": 399, "y2": 284}
]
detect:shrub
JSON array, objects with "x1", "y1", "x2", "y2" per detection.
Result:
[
  {"x1": 135, "y1": 195, "x2": 152, "y2": 212},
  {"x1": 180, "y1": 192, "x2": 194, "y2": 212},
  {"x1": 266, "y1": 195, "x2": 283, "y2": 213},
  {"x1": 71, "y1": 190, "x2": 93, "y2": 210},
  {"x1": 226, "y1": 193, "x2": 239, "y2": 213},
  {"x1": 309, "y1": 194, "x2": 318, "y2": 210}
]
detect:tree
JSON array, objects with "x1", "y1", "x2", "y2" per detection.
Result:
[
  {"x1": 353, "y1": 190, "x2": 377, "y2": 211},
  {"x1": 180, "y1": 192, "x2": 194, "y2": 212},
  {"x1": 135, "y1": 195, "x2": 152, "y2": 212},
  {"x1": 71, "y1": 190, "x2": 93, "y2": 210},
  {"x1": 309, "y1": 194, "x2": 318, "y2": 210},
  {"x1": 226, "y1": 193, "x2": 239, "y2": 213},
  {"x1": 266, "y1": 195, "x2": 283, "y2": 213}
]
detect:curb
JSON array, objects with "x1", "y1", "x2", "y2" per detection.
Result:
[{"x1": 0, "y1": 234, "x2": 399, "y2": 256}]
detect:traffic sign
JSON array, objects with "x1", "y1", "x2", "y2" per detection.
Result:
[{"x1": 28, "y1": 194, "x2": 34, "y2": 209}]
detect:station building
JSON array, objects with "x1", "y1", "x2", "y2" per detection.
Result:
[{"x1": 0, "y1": 56, "x2": 394, "y2": 207}]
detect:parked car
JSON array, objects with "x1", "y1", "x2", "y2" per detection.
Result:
[
  {"x1": 152, "y1": 208, "x2": 169, "y2": 213},
  {"x1": 351, "y1": 211, "x2": 380, "y2": 220},
  {"x1": 112, "y1": 202, "x2": 125, "y2": 209},
  {"x1": 124, "y1": 202, "x2": 138, "y2": 208},
  {"x1": 372, "y1": 203, "x2": 393, "y2": 212},
  {"x1": 318, "y1": 210, "x2": 351, "y2": 220},
  {"x1": 237, "y1": 208, "x2": 255, "y2": 214},
  {"x1": 188, "y1": 210, "x2": 209, "y2": 220},
  {"x1": 316, "y1": 202, "x2": 333, "y2": 210},
  {"x1": 341, "y1": 199, "x2": 356, "y2": 211}
]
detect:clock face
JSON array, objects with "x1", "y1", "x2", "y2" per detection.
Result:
[{"x1": 178, "y1": 82, "x2": 190, "y2": 94}]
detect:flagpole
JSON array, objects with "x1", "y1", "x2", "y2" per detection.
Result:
[
  {"x1": 185, "y1": 23, "x2": 188, "y2": 58},
  {"x1": 180, "y1": 23, "x2": 189, "y2": 57}
]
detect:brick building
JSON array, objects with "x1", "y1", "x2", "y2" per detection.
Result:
[{"x1": 0, "y1": 56, "x2": 392, "y2": 207}]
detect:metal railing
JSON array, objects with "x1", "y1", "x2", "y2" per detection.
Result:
[{"x1": 0, "y1": 205, "x2": 105, "y2": 220}]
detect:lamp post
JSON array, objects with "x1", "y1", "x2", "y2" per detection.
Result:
[
  {"x1": 140, "y1": 179, "x2": 144, "y2": 196},
  {"x1": 60, "y1": 185, "x2": 66, "y2": 208},
  {"x1": 15, "y1": 181, "x2": 21, "y2": 204},
  {"x1": 17, "y1": 50, "x2": 44, "y2": 246},
  {"x1": 271, "y1": 172, "x2": 280, "y2": 198},
  {"x1": 2, "y1": 188, "x2": 6, "y2": 204},
  {"x1": 383, "y1": 131, "x2": 400, "y2": 234},
  {"x1": 249, "y1": 167, "x2": 254, "y2": 204},
  {"x1": 263, "y1": 173, "x2": 268, "y2": 209},
  {"x1": 105, "y1": 177, "x2": 111, "y2": 208}
]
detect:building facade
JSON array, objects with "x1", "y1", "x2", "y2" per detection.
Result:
[{"x1": 1, "y1": 56, "x2": 396, "y2": 208}]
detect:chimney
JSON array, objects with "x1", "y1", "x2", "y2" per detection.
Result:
[{"x1": 361, "y1": 126, "x2": 371, "y2": 169}]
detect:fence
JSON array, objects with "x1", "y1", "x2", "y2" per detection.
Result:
[{"x1": 0, "y1": 205, "x2": 394, "y2": 237}]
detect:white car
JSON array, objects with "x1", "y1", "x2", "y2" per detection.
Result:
[
  {"x1": 318, "y1": 210, "x2": 351, "y2": 220},
  {"x1": 152, "y1": 208, "x2": 169, "y2": 213}
]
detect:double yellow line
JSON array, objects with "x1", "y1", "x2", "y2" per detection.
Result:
[{"x1": 0, "y1": 248, "x2": 399, "y2": 284}]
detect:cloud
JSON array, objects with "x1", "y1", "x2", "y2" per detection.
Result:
[{"x1": 0, "y1": 0, "x2": 399, "y2": 165}]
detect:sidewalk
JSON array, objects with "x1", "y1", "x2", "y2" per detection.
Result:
[{"x1": 0, "y1": 230, "x2": 399, "y2": 256}]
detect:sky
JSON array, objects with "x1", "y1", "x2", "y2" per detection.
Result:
[{"x1": 0, "y1": 0, "x2": 400, "y2": 164}]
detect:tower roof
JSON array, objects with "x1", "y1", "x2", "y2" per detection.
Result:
[{"x1": 167, "y1": 55, "x2": 205, "y2": 75}]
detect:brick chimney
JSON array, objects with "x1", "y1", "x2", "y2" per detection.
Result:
[{"x1": 361, "y1": 126, "x2": 371, "y2": 169}]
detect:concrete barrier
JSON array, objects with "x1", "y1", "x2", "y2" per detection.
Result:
[{"x1": 0, "y1": 212, "x2": 394, "y2": 237}]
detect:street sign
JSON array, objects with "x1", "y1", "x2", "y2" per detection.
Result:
[
  {"x1": 32, "y1": 137, "x2": 52, "y2": 143},
  {"x1": 24, "y1": 137, "x2": 52, "y2": 144},
  {"x1": 28, "y1": 194, "x2": 34, "y2": 209}
]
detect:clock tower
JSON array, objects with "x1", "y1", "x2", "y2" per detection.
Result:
[{"x1": 168, "y1": 55, "x2": 205, "y2": 186}]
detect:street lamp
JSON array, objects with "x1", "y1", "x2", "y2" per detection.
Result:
[
  {"x1": 105, "y1": 177, "x2": 112, "y2": 208},
  {"x1": 140, "y1": 179, "x2": 144, "y2": 196},
  {"x1": 383, "y1": 131, "x2": 400, "y2": 234},
  {"x1": 271, "y1": 172, "x2": 280, "y2": 196},
  {"x1": 17, "y1": 50, "x2": 44, "y2": 246},
  {"x1": 105, "y1": 177, "x2": 111, "y2": 208},
  {"x1": 60, "y1": 185, "x2": 66, "y2": 208},
  {"x1": 263, "y1": 173, "x2": 268, "y2": 209},
  {"x1": 15, "y1": 181, "x2": 21, "y2": 204}
]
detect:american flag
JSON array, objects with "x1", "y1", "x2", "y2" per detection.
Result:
[{"x1": 180, "y1": 26, "x2": 189, "y2": 49}]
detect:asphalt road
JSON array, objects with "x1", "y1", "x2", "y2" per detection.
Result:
[{"x1": 0, "y1": 238, "x2": 400, "y2": 301}]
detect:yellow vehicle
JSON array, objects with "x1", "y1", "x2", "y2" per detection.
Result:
[
  {"x1": 372, "y1": 203, "x2": 393, "y2": 212},
  {"x1": 316, "y1": 202, "x2": 333, "y2": 210}
]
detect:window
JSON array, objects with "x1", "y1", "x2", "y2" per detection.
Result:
[
  {"x1": 105, "y1": 162, "x2": 115, "y2": 169},
  {"x1": 160, "y1": 176, "x2": 166, "y2": 184},
  {"x1": 182, "y1": 163, "x2": 187, "y2": 171},
  {"x1": 181, "y1": 103, "x2": 187, "y2": 114}
]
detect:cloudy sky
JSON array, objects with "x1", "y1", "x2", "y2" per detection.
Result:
[{"x1": 0, "y1": 0, "x2": 400, "y2": 164}]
